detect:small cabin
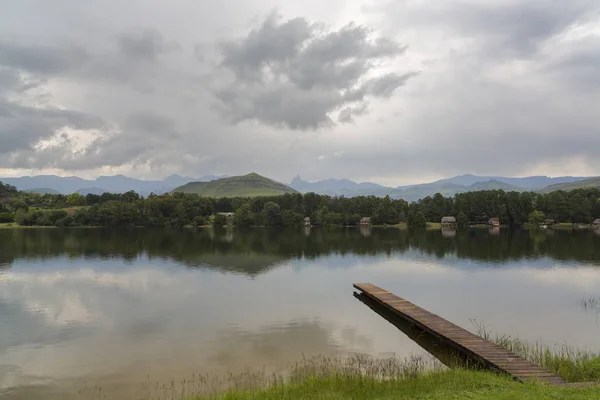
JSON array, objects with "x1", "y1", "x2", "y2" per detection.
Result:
[
  {"x1": 544, "y1": 219, "x2": 556, "y2": 226},
  {"x1": 488, "y1": 217, "x2": 500, "y2": 227},
  {"x1": 360, "y1": 217, "x2": 372, "y2": 226},
  {"x1": 441, "y1": 216, "x2": 456, "y2": 225},
  {"x1": 304, "y1": 217, "x2": 311, "y2": 226},
  {"x1": 593, "y1": 219, "x2": 600, "y2": 226}
]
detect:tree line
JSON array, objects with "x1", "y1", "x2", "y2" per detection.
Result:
[{"x1": 1, "y1": 180, "x2": 599, "y2": 228}]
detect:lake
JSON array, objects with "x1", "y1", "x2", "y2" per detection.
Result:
[{"x1": 1, "y1": 227, "x2": 600, "y2": 399}]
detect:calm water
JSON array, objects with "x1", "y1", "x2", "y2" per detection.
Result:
[{"x1": 1, "y1": 227, "x2": 600, "y2": 398}]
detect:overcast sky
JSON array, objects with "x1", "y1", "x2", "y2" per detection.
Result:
[{"x1": 1, "y1": 0, "x2": 599, "y2": 186}]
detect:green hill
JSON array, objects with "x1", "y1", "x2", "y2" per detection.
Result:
[
  {"x1": 26, "y1": 188, "x2": 60, "y2": 194},
  {"x1": 173, "y1": 173, "x2": 297, "y2": 197},
  {"x1": 539, "y1": 177, "x2": 600, "y2": 193},
  {"x1": 387, "y1": 179, "x2": 525, "y2": 202}
]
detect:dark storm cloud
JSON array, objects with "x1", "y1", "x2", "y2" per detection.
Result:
[{"x1": 213, "y1": 14, "x2": 416, "y2": 130}]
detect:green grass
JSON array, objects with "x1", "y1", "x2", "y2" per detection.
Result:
[
  {"x1": 198, "y1": 370, "x2": 600, "y2": 400},
  {"x1": 121, "y1": 352, "x2": 600, "y2": 400},
  {"x1": 180, "y1": 329, "x2": 600, "y2": 400},
  {"x1": 173, "y1": 173, "x2": 298, "y2": 198}
]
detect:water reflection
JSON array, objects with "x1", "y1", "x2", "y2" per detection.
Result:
[
  {"x1": 2, "y1": 227, "x2": 600, "y2": 273},
  {"x1": 1, "y1": 227, "x2": 600, "y2": 399}
]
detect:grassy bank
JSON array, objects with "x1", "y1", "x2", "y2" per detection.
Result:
[
  {"x1": 182, "y1": 330, "x2": 600, "y2": 400},
  {"x1": 0, "y1": 223, "x2": 101, "y2": 229},
  {"x1": 196, "y1": 370, "x2": 600, "y2": 400},
  {"x1": 122, "y1": 350, "x2": 600, "y2": 400},
  {"x1": 0, "y1": 223, "x2": 57, "y2": 229}
]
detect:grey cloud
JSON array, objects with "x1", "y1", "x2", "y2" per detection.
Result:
[
  {"x1": 0, "y1": 40, "x2": 87, "y2": 75},
  {"x1": 219, "y1": 15, "x2": 312, "y2": 83},
  {"x1": 117, "y1": 29, "x2": 170, "y2": 61},
  {"x1": 384, "y1": 0, "x2": 597, "y2": 58},
  {"x1": 541, "y1": 36, "x2": 600, "y2": 89},
  {"x1": 214, "y1": 83, "x2": 338, "y2": 129},
  {"x1": 337, "y1": 102, "x2": 369, "y2": 124},
  {"x1": 52, "y1": 112, "x2": 179, "y2": 170},
  {"x1": 123, "y1": 112, "x2": 176, "y2": 135},
  {"x1": 368, "y1": 72, "x2": 418, "y2": 98},
  {"x1": 1, "y1": 0, "x2": 599, "y2": 183},
  {"x1": 0, "y1": 99, "x2": 104, "y2": 156},
  {"x1": 0, "y1": 68, "x2": 20, "y2": 93},
  {"x1": 3, "y1": 112, "x2": 176, "y2": 171},
  {"x1": 213, "y1": 14, "x2": 415, "y2": 130}
]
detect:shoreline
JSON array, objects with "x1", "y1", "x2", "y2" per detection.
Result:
[{"x1": 0, "y1": 222, "x2": 595, "y2": 230}]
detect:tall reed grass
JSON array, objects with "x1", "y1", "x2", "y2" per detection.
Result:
[{"x1": 471, "y1": 319, "x2": 600, "y2": 382}]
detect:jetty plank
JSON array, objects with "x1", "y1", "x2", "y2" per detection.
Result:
[{"x1": 353, "y1": 283, "x2": 565, "y2": 385}]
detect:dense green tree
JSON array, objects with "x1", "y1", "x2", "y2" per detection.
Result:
[
  {"x1": 570, "y1": 193, "x2": 591, "y2": 223},
  {"x1": 262, "y1": 202, "x2": 282, "y2": 226},
  {"x1": 398, "y1": 210, "x2": 407, "y2": 223},
  {"x1": 457, "y1": 211, "x2": 468, "y2": 228},
  {"x1": 67, "y1": 193, "x2": 86, "y2": 206},
  {"x1": 407, "y1": 211, "x2": 427, "y2": 228},
  {"x1": 216, "y1": 197, "x2": 233, "y2": 212},
  {"x1": 547, "y1": 191, "x2": 570, "y2": 222},
  {"x1": 213, "y1": 213, "x2": 227, "y2": 227},
  {"x1": 85, "y1": 193, "x2": 101, "y2": 205},
  {"x1": 414, "y1": 211, "x2": 427, "y2": 228},
  {"x1": 528, "y1": 210, "x2": 545, "y2": 225},
  {"x1": 0, "y1": 181, "x2": 18, "y2": 198},
  {"x1": 234, "y1": 204, "x2": 254, "y2": 227},
  {"x1": 282, "y1": 210, "x2": 303, "y2": 227}
]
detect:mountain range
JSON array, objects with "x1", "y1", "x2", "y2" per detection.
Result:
[
  {"x1": 0, "y1": 174, "x2": 225, "y2": 197},
  {"x1": 289, "y1": 174, "x2": 593, "y2": 201},
  {"x1": 1, "y1": 173, "x2": 597, "y2": 201}
]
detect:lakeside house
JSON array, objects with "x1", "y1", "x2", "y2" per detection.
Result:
[
  {"x1": 304, "y1": 217, "x2": 311, "y2": 227},
  {"x1": 544, "y1": 219, "x2": 556, "y2": 226},
  {"x1": 441, "y1": 216, "x2": 456, "y2": 226},
  {"x1": 488, "y1": 217, "x2": 500, "y2": 227},
  {"x1": 360, "y1": 217, "x2": 372, "y2": 226}
]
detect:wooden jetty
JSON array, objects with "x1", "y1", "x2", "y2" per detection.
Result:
[{"x1": 353, "y1": 283, "x2": 565, "y2": 385}]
